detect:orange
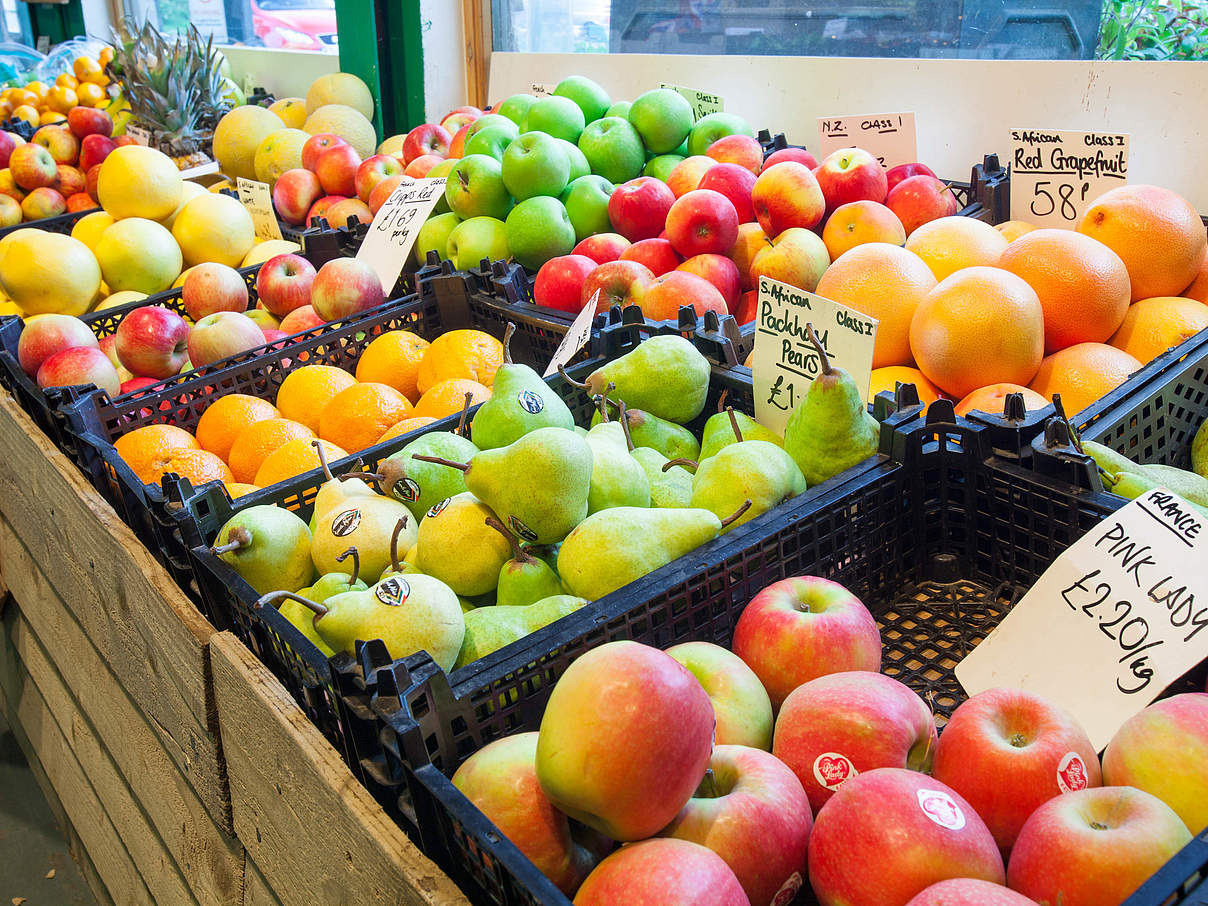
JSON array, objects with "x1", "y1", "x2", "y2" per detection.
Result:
[
  {"x1": 416, "y1": 329, "x2": 504, "y2": 393},
  {"x1": 12, "y1": 105, "x2": 39, "y2": 127},
  {"x1": 1028, "y1": 343, "x2": 1142, "y2": 417},
  {"x1": 821, "y1": 201, "x2": 906, "y2": 260},
  {"x1": 225, "y1": 482, "x2": 259, "y2": 499},
  {"x1": 138, "y1": 448, "x2": 232, "y2": 488},
  {"x1": 46, "y1": 86, "x2": 77, "y2": 114},
  {"x1": 815, "y1": 243, "x2": 937, "y2": 368},
  {"x1": 227, "y1": 417, "x2": 315, "y2": 484},
  {"x1": 1077, "y1": 185, "x2": 1207, "y2": 301},
  {"x1": 274, "y1": 364, "x2": 356, "y2": 433},
  {"x1": 412, "y1": 379, "x2": 491, "y2": 420},
  {"x1": 1180, "y1": 249, "x2": 1208, "y2": 303},
  {"x1": 318, "y1": 382, "x2": 413, "y2": 453},
  {"x1": 253, "y1": 437, "x2": 348, "y2": 487},
  {"x1": 114, "y1": 424, "x2": 199, "y2": 484},
  {"x1": 377, "y1": 416, "x2": 438, "y2": 444},
  {"x1": 868, "y1": 365, "x2": 942, "y2": 406},
  {"x1": 73, "y1": 56, "x2": 103, "y2": 82},
  {"x1": 99, "y1": 46, "x2": 114, "y2": 66},
  {"x1": 355, "y1": 330, "x2": 430, "y2": 402},
  {"x1": 954, "y1": 383, "x2": 1049, "y2": 418},
  {"x1": 75, "y1": 82, "x2": 105, "y2": 107},
  {"x1": 54, "y1": 73, "x2": 78, "y2": 90},
  {"x1": 1108, "y1": 296, "x2": 1208, "y2": 365},
  {"x1": 995, "y1": 220, "x2": 1037, "y2": 242},
  {"x1": 9, "y1": 89, "x2": 36, "y2": 108},
  {"x1": 195, "y1": 393, "x2": 280, "y2": 462},
  {"x1": 904, "y1": 216, "x2": 1009, "y2": 282},
  {"x1": 998, "y1": 229, "x2": 1131, "y2": 354},
  {"x1": 909, "y1": 266, "x2": 1044, "y2": 399}
]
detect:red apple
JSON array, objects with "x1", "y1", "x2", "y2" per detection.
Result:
[
  {"x1": 404, "y1": 154, "x2": 442, "y2": 178},
  {"x1": 18, "y1": 313, "x2": 98, "y2": 376},
  {"x1": 933, "y1": 688, "x2": 1102, "y2": 854},
  {"x1": 401, "y1": 123, "x2": 452, "y2": 164},
  {"x1": 730, "y1": 221, "x2": 767, "y2": 293},
  {"x1": 324, "y1": 197, "x2": 373, "y2": 229},
  {"x1": 77, "y1": 133, "x2": 117, "y2": 172},
  {"x1": 256, "y1": 254, "x2": 317, "y2": 318},
  {"x1": 662, "y1": 745, "x2": 812, "y2": 906},
  {"x1": 572, "y1": 232, "x2": 630, "y2": 264},
  {"x1": 306, "y1": 195, "x2": 347, "y2": 227},
  {"x1": 447, "y1": 122, "x2": 472, "y2": 159},
  {"x1": 244, "y1": 309, "x2": 279, "y2": 331},
  {"x1": 272, "y1": 168, "x2": 323, "y2": 225},
  {"x1": 749, "y1": 227, "x2": 831, "y2": 294},
  {"x1": 535, "y1": 640, "x2": 714, "y2": 842},
  {"x1": 84, "y1": 164, "x2": 100, "y2": 202},
  {"x1": 113, "y1": 135, "x2": 138, "y2": 148},
  {"x1": 810, "y1": 768, "x2": 1005, "y2": 906},
  {"x1": 21, "y1": 187, "x2": 65, "y2": 220},
  {"x1": 1007, "y1": 786, "x2": 1193, "y2": 906},
  {"x1": 32, "y1": 126, "x2": 79, "y2": 166},
  {"x1": 56, "y1": 164, "x2": 84, "y2": 197},
  {"x1": 182, "y1": 262, "x2": 250, "y2": 321},
  {"x1": 310, "y1": 257, "x2": 386, "y2": 320},
  {"x1": 706, "y1": 134, "x2": 763, "y2": 175},
  {"x1": 9, "y1": 143, "x2": 58, "y2": 191},
  {"x1": 621, "y1": 237, "x2": 681, "y2": 276},
  {"x1": 677, "y1": 253, "x2": 741, "y2": 313},
  {"x1": 278, "y1": 304, "x2": 325, "y2": 335},
  {"x1": 354, "y1": 154, "x2": 404, "y2": 203},
  {"x1": 732, "y1": 576, "x2": 881, "y2": 709},
  {"x1": 666, "y1": 155, "x2": 717, "y2": 198},
  {"x1": 367, "y1": 175, "x2": 406, "y2": 215},
  {"x1": 114, "y1": 306, "x2": 190, "y2": 378},
  {"x1": 607, "y1": 176, "x2": 675, "y2": 242},
  {"x1": 886, "y1": 162, "x2": 938, "y2": 194},
  {"x1": 36, "y1": 345, "x2": 120, "y2": 395},
  {"x1": 763, "y1": 147, "x2": 819, "y2": 170},
  {"x1": 440, "y1": 107, "x2": 482, "y2": 135},
  {"x1": 665, "y1": 641, "x2": 773, "y2": 750},
  {"x1": 66, "y1": 106, "x2": 113, "y2": 140},
  {"x1": 698, "y1": 162, "x2": 757, "y2": 224},
  {"x1": 260, "y1": 328, "x2": 289, "y2": 347},
  {"x1": 119, "y1": 375, "x2": 159, "y2": 398},
  {"x1": 576, "y1": 838, "x2": 747, "y2": 906},
  {"x1": 751, "y1": 161, "x2": 825, "y2": 236},
  {"x1": 315, "y1": 144, "x2": 361, "y2": 197},
  {"x1": 665, "y1": 188, "x2": 740, "y2": 258},
  {"x1": 187, "y1": 311, "x2": 266, "y2": 367},
  {"x1": 886, "y1": 175, "x2": 959, "y2": 236},
  {"x1": 97, "y1": 334, "x2": 123, "y2": 373},
  {"x1": 65, "y1": 192, "x2": 97, "y2": 213},
  {"x1": 642, "y1": 270, "x2": 728, "y2": 321},
  {"x1": 773, "y1": 671, "x2": 937, "y2": 814},
  {"x1": 0, "y1": 131, "x2": 22, "y2": 169},
  {"x1": 533, "y1": 254, "x2": 596, "y2": 313},
  {"x1": 735, "y1": 289, "x2": 757, "y2": 325},
  {"x1": 301, "y1": 133, "x2": 348, "y2": 171},
  {"x1": 815, "y1": 147, "x2": 889, "y2": 209},
  {"x1": 579, "y1": 259, "x2": 654, "y2": 314},
  {"x1": 905, "y1": 879, "x2": 1040, "y2": 906}
]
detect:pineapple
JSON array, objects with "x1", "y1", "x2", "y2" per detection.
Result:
[{"x1": 106, "y1": 18, "x2": 232, "y2": 169}]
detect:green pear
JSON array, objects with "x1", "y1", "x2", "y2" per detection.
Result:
[
  {"x1": 374, "y1": 431, "x2": 480, "y2": 521},
  {"x1": 1104, "y1": 469, "x2": 1208, "y2": 519},
  {"x1": 279, "y1": 562, "x2": 369, "y2": 658},
  {"x1": 689, "y1": 440, "x2": 806, "y2": 533},
  {"x1": 213, "y1": 505, "x2": 313, "y2": 594},
  {"x1": 416, "y1": 492, "x2": 513, "y2": 596},
  {"x1": 572, "y1": 334, "x2": 710, "y2": 424},
  {"x1": 783, "y1": 325, "x2": 879, "y2": 486},
  {"x1": 584, "y1": 400, "x2": 650, "y2": 514},
  {"x1": 631, "y1": 447, "x2": 692, "y2": 508},
  {"x1": 311, "y1": 496, "x2": 417, "y2": 583},
  {"x1": 471, "y1": 324, "x2": 575, "y2": 449},
  {"x1": 309, "y1": 440, "x2": 376, "y2": 532},
  {"x1": 455, "y1": 594, "x2": 588, "y2": 668},
  {"x1": 487, "y1": 517, "x2": 566, "y2": 606},
  {"x1": 699, "y1": 406, "x2": 784, "y2": 460},
  {"x1": 1194, "y1": 419, "x2": 1208, "y2": 478},
  {"x1": 1082, "y1": 440, "x2": 1139, "y2": 478},
  {"x1": 1135, "y1": 463, "x2": 1208, "y2": 506},
  {"x1": 589, "y1": 404, "x2": 700, "y2": 461}
]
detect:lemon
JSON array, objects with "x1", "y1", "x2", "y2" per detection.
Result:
[
  {"x1": 70, "y1": 210, "x2": 115, "y2": 251},
  {"x1": 97, "y1": 145, "x2": 183, "y2": 221},
  {"x1": 377, "y1": 134, "x2": 406, "y2": 157},
  {"x1": 213, "y1": 105, "x2": 284, "y2": 181},
  {"x1": 0, "y1": 230, "x2": 101, "y2": 316},
  {"x1": 303, "y1": 104, "x2": 376, "y2": 157},
  {"x1": 253, "y1": 128, "x2": 309, "y2": 186},
  {"x1": 268, "y1": 97, "x2": 308, "y2": 128},
  {"x1": 95, "y1": 217, "x2": 182, "y2": 294},
  {"x1": 305, "y1": 73, "x2": 374, "y2": 120},
  {"x1": 93, "y1": 289, "x2": 147, "y2": 311},
  {"x1": 171, "y1": 193, "x2": 255, "y2": 268},
  {"x1": 242, "y1": 239, "x2": 301, "y2": 267}
]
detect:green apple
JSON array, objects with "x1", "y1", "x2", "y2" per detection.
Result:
[
  {"x1": 686, "y1": 112, "x2": 754, "y2": 156},
  {"x1": 501, "y1": 132, "x2": 571, "y2": 200},
  {"x1": 644, "y1": 153, "x2": 685, "y2": 182},
  {"x1": 505, "y1": 196, "x2": 576, "y2": 271},
  {"x1": 605, "y1": 101, "x2": 631, "y2": 119},
  {"x1": 464, "y1": 114, "x2": 519, "y2": 145},
  {"x1": 444, "y1": 154, "x2": 513, "y2": 221},
  {"x1": 426, "y1": 157, "x2": 458, "y2": 213},
  {"x1": 412, "y1": 211, "x2": 461, "y2": 266},
  {"x1": 554, "y1": 75, "x2": 611, "y2": 124},
  {"x1": 628, "y1": 88, "x2": 693, "y2": 154},
  {"x1": 560, "y1": 174, "x2": 614, "y2": 242},
  {"x1": 464, "y1": 124, "x2": 516, "y2": 161},
  {"x1": 577, "y1": 116, "x2": 645, "y2": 184},
  {"x1": 555, "y1": 138, "x2": 590, "y2": 181},
  {"x1": 522, "y1": 95, "x2": 586, "y2": 143},
  {"x1": 446, "y1": 215, "x2": 509, "y2": 271},
  {"x1": 497, "y1": 93, "x2": 537, "y2": 126}
]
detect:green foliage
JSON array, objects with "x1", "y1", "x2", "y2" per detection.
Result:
[{"x1": 1097, "y1": 0, "x2": 1208, "y2": 60}]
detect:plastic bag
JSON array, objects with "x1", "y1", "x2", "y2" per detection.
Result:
[
  {"x1": 35, "y1": 36, "x2": 109, "y2": 82},
  {"x1": 0, "y1": 41, "x2": 44, "y2": 86}
]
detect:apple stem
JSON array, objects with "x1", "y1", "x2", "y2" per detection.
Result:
[
  {"x1": 805, "y1": 323, "x2": 832, "y2": 376},
  {"x1": 698, "y1": 768, "x2": 720, "y2": 799},
  {"x1": 411, "y1": 454, "x2": 470, "y2": 472},
  {"x1": 557, "y1": 363, "x2": 588, "y2": 390},
  {"x1": 211, "y1": 526, "x2": 251, "y2": 556},
  {"x1": 335, "y1": 546, "x2": 361, "y2": 587},
  {"x1": 502, "y1": 322, "x2": 515, "y2": 365},
  {"x1": 313, "y1": 439, "x2": 335, "y2": 481},
  {"x1": 457, "y1": 392, "x2": 473, "y2": 437},
  {"x1": 726, "y1": 407, "x2": 743, "y2": 443},
  {"x1": 484, "y1": 515, "x2": 531, "y2": 563},
  {"x1": 662, "y1": 457, "x2": 699, "y2": 473},
  {"x1": 389, "y1": 517, "x2": 408, "y2": 574},
  {"x1": 716, "y1": 389, "x2": 730, "y2": 413},
  {"x1": 719, "y1": 499, "x2": 753, "y2": 528},
  {"x1": 616, "y1": 400, "x2": 636, "y2": 451},
  {"x1": 254, "y1": 590, "x2": 328, "y2": 623}
]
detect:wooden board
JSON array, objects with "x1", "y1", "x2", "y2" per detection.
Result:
[
  {"x1": 0, "y1": 391, "x2": 229, "y2": 829},
  {"x1": 243, "y1": 856, "x2": 285, "y2": 906},
  {"x1": 210, "y1": 631, "x2": 471, "y2": 906}
]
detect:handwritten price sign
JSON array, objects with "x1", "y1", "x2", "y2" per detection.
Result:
[
  {"x1": 956, "y1": 488, "x2": 1208, "y2": 749},
  {"x1": 817, "y1": 112, "x2": 917, "y2": 168},
  {"x1": 659, "y1": 83, "x2": 724, "y2": 121},
  {"x1": 1009, "y1": 129, "x2": 1129, "y2": 228},
  {"x1": 236, "y1": 178, "x2": 283, "y2": 242},
  {"x1": 543, "y1": 289, "x2": 599, "y2": 377},
  {"x1": 355, "y1": 176, "x2": 447, "y2": 295},
  {"x1": 530, "y1": 82, "x2": 556, "y2": 98}
]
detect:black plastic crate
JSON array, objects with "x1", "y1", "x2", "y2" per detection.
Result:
[{"x1": 1124, "y1": 830, "x2": 1208, "y2": 906}]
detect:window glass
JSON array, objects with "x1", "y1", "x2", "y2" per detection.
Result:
[{"x1": 149, "y1": 0, "x2": 338, "y2": 52}]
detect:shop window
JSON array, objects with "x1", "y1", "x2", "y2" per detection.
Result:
[{"x1": 147, "y1": 0, "x2": 338, "y2": 53}]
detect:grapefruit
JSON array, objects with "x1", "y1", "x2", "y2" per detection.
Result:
[
  {"x1": 94, "y1": 217, "x2": 182, "y2": 294},
  {"x1": 1108, "y1": 296, "x2": 1208, "y2": 365},
  {"x1": 69, "y1": 210, "x2": 115, "y2": 251},
  {"x1": 171, "y1": 193, "x2": 256, "y2": 268},
  {"x1": 1028, "y1": 343, "x2": 1142, "y2": 416},
  {"x1": 995, "y1": 220, "x2": 1036, "y2": 242},
  {"x1": 213, "y1": 105, "x2": 285, "y2": 181},
  {"x1": 159, "y1": 181, "x2": 208, "y2": 232},
  {"x1": 0, "y1": 230, "x2": 100, "y2": 316},
  {"x1": 820, "y1": 201, "x2": 906, "y2": 260},
  {"x1": 253, "y1": 128, "x2": 309, "y2": 186},
  {"x1": 1180, "y1": 249, "x2": 1208, "y2": 303},
  {"x1": 305, "y1": 73, "x2": 374, "y2": 121},
  {"x1": 904, "y1": 216, "x2": 1008, "y2": 282},
  {"x1": 303, "y1": 104, "x2": 376, "y2": 157},
  {"x1": 97, "y1": 145, "x2": 183, "y2": 221},
  {"x1": 955, "y1": 383, "x2": 1049, "y2": 418}
]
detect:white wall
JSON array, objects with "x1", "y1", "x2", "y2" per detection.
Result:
[
  {"x1": 421, "y1": 0, "x2": 468, "y2": 123},
  {"x1": 490, "y1": 53, "x2": 1208, "y2": 213},
  {"x1": 222, "y1": 46, "x2": 339, "y2": 100}
]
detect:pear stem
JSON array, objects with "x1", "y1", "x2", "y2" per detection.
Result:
[
  {"x1": 211, "y1": 526, "x2": 251, "y2": 556},
  {"x1": 805, "y1": 323, "x2": 832, "y2": 376},
  {"x1": 616, "y1": 400, "x2": 635, "y2": 451},
  {"x1": 484, "y1": 516, "x2": 531, "y2": 563},
  {"x1": 716, "y1": 388, "x2": 729, "y2": 413},
  {"x1": 255, "y1": 590, "x2": 329, "y2": 619},
  {"x1": 720, "y1": 499, "x2": 753, "y2": 528},
  {"x1": 335, "y1": 546, "x2": 361, "y2": 587},
  {"x1": 502, "y1": 322, "x2": 515, "y2": 365},
  {"x1": 1051, "y1": 394, "x2": 1084, "y2": 454},
  {"x1": 662, "y1": 458, "x2": 699, "y2": 473},
  {"x1": 411, "y1": 454, "x2": 470, "y2": 472},
  {"x1": 727, "y1": 407, "x2": 743, "y2": 443},
  {"x1": 313, "y1": 439, "x2": 335, "y2": 481},
  {"x1": 457, "y1": 392, "x2": 473, "y2": 437},
  {"x1": 388, "y1": 517, "x2": 408, "y2": 574},
  {"x1": 558, "y1": 363, "x2": 588, "y2": 389}
]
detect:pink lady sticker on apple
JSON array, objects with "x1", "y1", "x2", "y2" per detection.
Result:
[
  {"x1": 770, "y1": 872, "x2": 803, "y2": 906},
  {"x1": 1057, "y1": 752, "x2": 1090, "y2": 793},
  {"x1": 813, "y1": 753, "x2": 857, "y2": 791},
  {"x1": 916, "y1": 789, "x2": 966, "y2": 831}
]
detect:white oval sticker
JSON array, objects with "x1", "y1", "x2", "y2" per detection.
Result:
[{"x1": 917, "y1": 788, "x2": 966, "y2": 831}]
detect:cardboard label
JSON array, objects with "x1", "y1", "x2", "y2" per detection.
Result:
[
  {"x1": 956, "y1": 489, "x2": 1208, "y2": 750},
  {"x1": 659, "y1": 83, "x2": 724, "y2": 121},
  {"x1": 752, "y1": 276, "x2": 878, "y2": 436},
  {"x1": 817, "y1": 112, "x2": 917, "y2": 168},
  {"x1": 125, "y1": 123, "x2": 152, "y2": 147},
  {"x1": 1009, "y1": 129, "x2": 1129, "y2": 228},
  {"x1": 530, "y1": 82, "x2": 556, "y2": 98},
  {"x1": 355, "y1": 176, "x2": 447, "y2": 295},
  {"x1": 236, "y1": 177, "x2": 284, "y2": 242},
  {"x1": 542, "y1": 289, "x2": 599, "y2": 378}
]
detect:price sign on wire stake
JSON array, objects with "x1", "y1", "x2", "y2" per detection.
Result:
[
  {"x1": 1009, "y1": 129, "x2": 1129, "y2": 228},
  {"x1": 543, "y1": 290, "x2": 599, "y2": 377},
  {"x1": 956, "y1": 488, "x2": 1208, "y2": 750},
  {"x1": 659, "y1": 83, "x2": 723, "y2": 120},
  {"x1": 236, "y1": 178, "x2": 283, "y2": 242},
  {"x1": 356, "y1": 176, "x2": 447, "y2": 295},
  {"x1": 125, "y1": 123, "x2": 152, "y2": 147},
  {"x1": 752, "y1": 276, "x2": 878, "y2": 436},
  {"x1": 817, "y1": 113, "x2": 917, "y2": 168}
]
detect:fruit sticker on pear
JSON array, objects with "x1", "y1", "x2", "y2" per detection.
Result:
[
  {"x1": 356, "y1": 175, "x2": 448, "y2": 295},
  {"x1": 375, "y1": 576, "x2": 410, "y2": 606},
  {"x1": 917, "y1": 788, "x2": 966, "y2": 831},
  {"x1": 517, "y1": 389, "x2": 544, "y2": 414},
  {"x1": 237, "y1": 177, "x2": 284, "y2": 242},
  {"x1": 816, "y1": 112, "x2": 917, "y2": 168},
  {"x1": 427, "y1": 498, "x2": 450, "y2": 519},
  {"x1": 331, "y1": 508, "x2": 361, "y2": 536},
  {"x1": 508, "y1": 514, "x2": 538, "y2": 543},
  {"x1": 392, "y1": 476, "x2": 421, "y2": 503}
]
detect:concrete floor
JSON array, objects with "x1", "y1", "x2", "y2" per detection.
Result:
[{"x1": 0, "y1": 710, "x2": 97, "y2": 905}]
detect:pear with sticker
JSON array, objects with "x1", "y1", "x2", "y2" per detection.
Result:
[
  {"x1": 471, "y1": 323, "x2": 575, "y2": 449},
  {"x1": 310, "y1": 495, "x2": 417, "y2": 584}
]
